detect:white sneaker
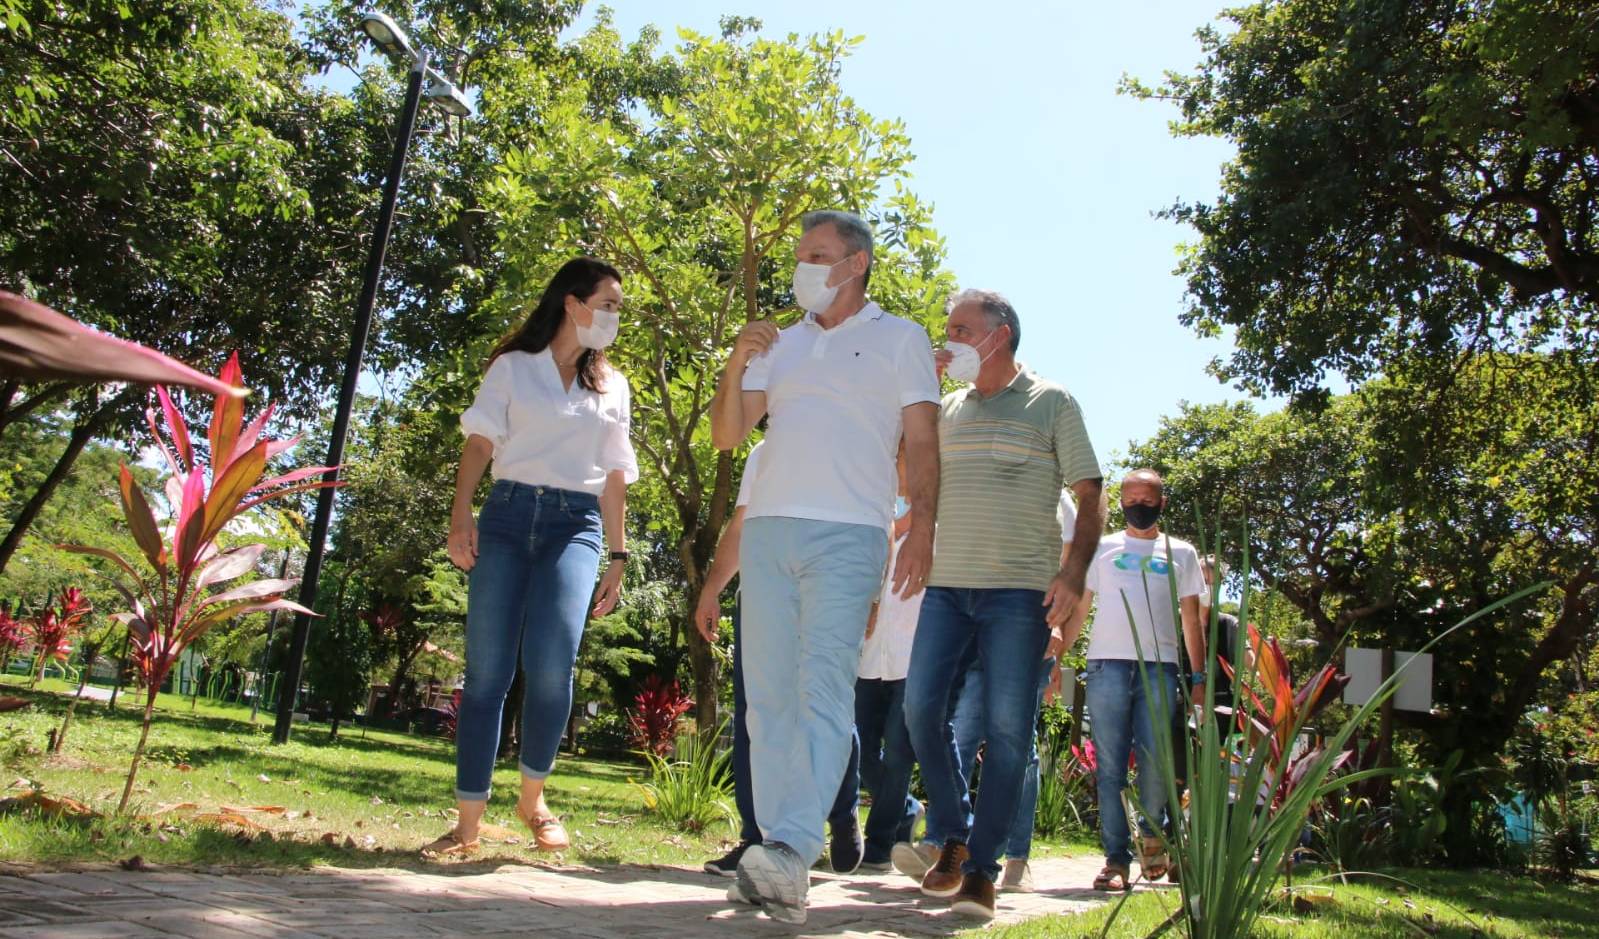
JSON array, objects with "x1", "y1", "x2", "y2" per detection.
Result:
[
  {"x1": 891, "y1": 840, "x2": 940, "y2": 880},
  {"x1": 738, "y1": 842, "x2": 808, "y2": 925},
  {"x1": 1000, "y1": 858, "x2": 1034, "y2": 893},
  {"x1": 726, "y1": 878, "x2": 761, "y2": 905}
]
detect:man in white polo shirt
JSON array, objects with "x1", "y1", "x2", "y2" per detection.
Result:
[{"x1": 710, "y1": 210, "x2": 941, "y2": 924}]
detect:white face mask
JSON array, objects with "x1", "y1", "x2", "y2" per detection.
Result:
[
  {"x1": 944, "y1": 328, "x2": 1001, "y2": 382},
  {"x1": 792, "y1": 259, "x2": 857, "y2": 314},
  {"x1": 575, "y1": 304, "x2": 620, "y2": 350}
]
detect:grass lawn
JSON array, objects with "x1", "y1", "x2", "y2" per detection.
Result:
[
  {"x1": 991, "y1": 866, "x2": 1599, "y2": 938},
  {"x1": 0, "y1": 678, "x2": 1092, "y2": 873}
]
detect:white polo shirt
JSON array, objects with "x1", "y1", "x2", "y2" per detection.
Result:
[
  {"x1": 460, "y1": 349, "x2": 639, "y2": 496},
  {"x1": 741, "y1": 302, "x2": 940, "y2": 530},
  {"x1": 734, "y1": 441, "x2": 764, "y2": 509}
]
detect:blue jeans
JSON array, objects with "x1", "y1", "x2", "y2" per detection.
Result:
[
  {"x1": 1084, "y1": 658, "x2": 1181, "y2": 866},
  {"x1": 905, "y1": 587, "x2": 1051, "y2": 881},
  {"x1": 952, "y1": 656, "x2": 1052, "y2": 859},
  {"x1": 455, "y1": 481, "x2": 602, "y2": 800},
  {"x1": 740, "y1": 516, "x2": 889, "y2": 865},
  {"x1": 831, "y1": 678, "x2": 921, "y2": 862},
  {"x1": 730, "y1": 599, "x2": 761, "y2": 844}
]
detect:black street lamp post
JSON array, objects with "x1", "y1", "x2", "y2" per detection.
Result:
[{"x1": 272, "y1": 14, "x2": 469, "y2": 745}]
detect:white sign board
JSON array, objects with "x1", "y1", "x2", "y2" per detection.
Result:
[{"x1": 1342, "y1": 648, "x2": 1433, "y2": 713}]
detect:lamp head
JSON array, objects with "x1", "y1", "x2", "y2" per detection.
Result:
[
  {"x1": 359, "y1": 11, "x2": 416, "y2": 63},
  {"x1": 424, "y1": 74, "x2": 473, "y2": 117}
]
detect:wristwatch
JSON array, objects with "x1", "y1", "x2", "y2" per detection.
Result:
[
  {"x1": 1189, "y1": 671, "x2": 1207, "y2": 685},
  {"x1": 609, "y1": 550, "x2": 630, "y2": 563}
]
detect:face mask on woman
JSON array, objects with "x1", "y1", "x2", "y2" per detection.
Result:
[{"x1": 576, "y1": 303, "x2": 620, "y2": 350}]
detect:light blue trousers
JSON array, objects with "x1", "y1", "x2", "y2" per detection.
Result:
[{"x1": 739, "y1": 516, "x2": 888, "y2": 865}]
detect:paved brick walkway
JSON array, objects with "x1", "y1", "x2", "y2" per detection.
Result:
[{"x1": 0, "y1": 856, "x2": 1118, "y2": 938}]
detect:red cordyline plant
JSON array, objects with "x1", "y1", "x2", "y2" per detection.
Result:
[
  {"x1": 628, "y1": 674, "x2": 693, "y2": 757},
  {"x1": 1221, "y1": 624, "x2": 1351, "y2": 811},
  {"x1": 0, "y1": 603, "x2": 25, "y2": 672},
  {"x1": 26, "y1": 588, "x2": 92, "y2": 686},
  {"x1": 60, "y1": 354, "x2": 338, "y2": 813}
]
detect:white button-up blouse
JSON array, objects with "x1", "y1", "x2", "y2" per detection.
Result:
[{"x1": 459, "y1": 349, "x2": 639, "y2": 496}]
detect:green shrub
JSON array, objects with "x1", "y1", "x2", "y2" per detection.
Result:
[{"x1": 634, "y1": 725, "x2": 734, "y2": 833}]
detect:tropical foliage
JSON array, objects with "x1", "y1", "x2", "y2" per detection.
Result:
[{"x1": 60, "y1": 356, "x2": 338, "y2": 811}]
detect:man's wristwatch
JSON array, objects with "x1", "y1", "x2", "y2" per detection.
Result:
[
  {"x1": 1189, "y1": 671, "x2": 1207, "y2": 685},
  {"x1": 609, "y1": 550, "x2": 630, "y2": 563}
]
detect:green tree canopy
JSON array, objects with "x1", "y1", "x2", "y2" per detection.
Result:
[{"x1": 1127, "y1": 0, "x2": 1599, "y2": 399}]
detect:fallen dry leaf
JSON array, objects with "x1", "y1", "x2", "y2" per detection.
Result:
[
  {"x1": 119, "y1": 855, "x2": 148, "y2": 871},
  {"x1": 1, "y1": 791, "x2": 98, "y2": 818},
  {"x1": 257, "y1": 774, "x2": 271, "y2": 783},
  {"x1": 320, "y1": 832, "x2": 339, "y2": 846},
  {"x1": 194, "y1": 812, "x2": 265, "y2": 831},
  {"x1": 149, "y1": 802, "x2": 199, "y2": 816},
  {"x1": 342, "y1": 835, "x2": 356, "y2": 850},
  {"x1": 174, "y1": 763, "x2": 193, "y2": 772}
]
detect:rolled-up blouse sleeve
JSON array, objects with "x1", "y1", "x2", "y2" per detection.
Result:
[
  {"x1": 600, "y1": 374, "x2": 640, "y2": 484},
  {"x1": 460, "y1": 355, "x2": 513, "y2": 450}
]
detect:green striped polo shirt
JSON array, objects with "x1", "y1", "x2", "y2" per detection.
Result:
[{"x1": 928, "y1": 367, "x2": 1101, "y2": 591}]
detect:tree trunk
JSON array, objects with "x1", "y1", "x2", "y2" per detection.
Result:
[
  {"x1": 387, "y1": 647, "x2": 421, "y2": 717},
  {"x1": 107, "y1": 631, "x2": 129, "y2": 712},
  {"x1": 0, "y1": 400, "x2": 117, "y2": 576},
  {"x1": 684, "y1": 588, "x2": 719, "y2": 739},
  {"x1": 52, "y1": 644, "x2": 100, "y2": 753},
  {"x1": 118, "y1": 696, "x2": 157, "y2": 814}
]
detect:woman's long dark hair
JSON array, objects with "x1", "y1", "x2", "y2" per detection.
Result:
[{"x1": 488, "y1": 257, "x2": 622, "y2": 393}]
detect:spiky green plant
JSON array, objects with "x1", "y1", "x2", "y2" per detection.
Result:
[{"x1": 1096, "y1": 526, "x2": 1548, "y2": 939}]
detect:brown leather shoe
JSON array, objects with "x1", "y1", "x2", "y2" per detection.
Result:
[
  {"x1": 950, "y1": 871, "x2": 997, "y2": 920},
  {"x1": 919, "y1": 840, "x2": 970, "y2": 898}
]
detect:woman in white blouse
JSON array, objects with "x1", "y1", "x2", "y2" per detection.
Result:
[{"x1": 423, "y1": 257, "x2": 639, "y2": 858}]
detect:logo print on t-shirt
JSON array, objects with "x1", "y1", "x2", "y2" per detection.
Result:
[{"x1": 1112, "y1": 552, "x2": 1171, "y2": 576}]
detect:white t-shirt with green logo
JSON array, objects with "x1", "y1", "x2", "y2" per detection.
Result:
[{"x1": 1084, "y1": 531, "x2": 1205, "y2": 665}]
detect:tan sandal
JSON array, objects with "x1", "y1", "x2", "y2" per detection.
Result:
[
  {"x1": 1139, "y1": 837, "x2": 1170, "y2": 881},
  {"x1": 1092, "y1": 863, "x2": 1131, "y2": 892},
  {"x1": 420, "y1": 830, "x2": 479, "y2": 859},
  {"x1": 517, "y1": 803, "x2": 569, "y2": 851}
]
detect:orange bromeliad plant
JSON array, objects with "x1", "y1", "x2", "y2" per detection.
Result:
[{"x1": 60, "y1": 354, "x2": 338, "y2": 813}]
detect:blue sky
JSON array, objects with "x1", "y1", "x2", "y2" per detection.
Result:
[{"x1": 579, "y1": 1, "x2": 1255, "y2": 463}]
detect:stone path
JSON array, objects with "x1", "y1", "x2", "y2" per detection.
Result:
[{"x1": 0, "y1": 856, "x2": 1120, "y2": 938}]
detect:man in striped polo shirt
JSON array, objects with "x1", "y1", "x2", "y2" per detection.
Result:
[{"x1": 903, "y1": 289, "x2": 1104, "y2": 921}]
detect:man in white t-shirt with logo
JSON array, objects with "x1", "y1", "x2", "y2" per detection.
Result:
[
  {"x1": 709, "y1": 210, "x2": 941, "y2": 924},
  {"x1": 1053, "y1": 468, "x2": 1206, "y2": 893}
]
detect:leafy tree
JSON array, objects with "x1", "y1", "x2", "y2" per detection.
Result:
[
  {"x1": 0, "y1": 0, "x2": 378, "y2": 573},
  {"x1": 306, "y1": 602, "x2": 373, "y2": 740},
  {"x1": 1128, "y1": 356, "x2": 1594, "y2": 862},
  {"x1": 1126, "y1": 0, "x2": 1599, "y2": 399},
  {"x1": 484, "y1": 17, "x2": 952, "y2": 730}
]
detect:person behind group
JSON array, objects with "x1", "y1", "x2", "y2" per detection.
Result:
[
  {"x1": 425, "y1": 257, "x2": 638, "y2": 858},
  {"x1": 895, "y1": 490, "x2": 1080, "y2": 893},
  {"x1": 902, "y1": 289, "x2": 1104, "y2": 921},
  {"x1": 829, "y1": 442, "x2": 926, "y2": 873},
  {"x1": 692, "y1": 441, "x2": 766, "y2": 877},
  {"x1": 709, "y1": 210, "x2": 941, "y2": 924},
  {"x1": 1053, "y1": 468, "x2": 1207, "y2": 891}
]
